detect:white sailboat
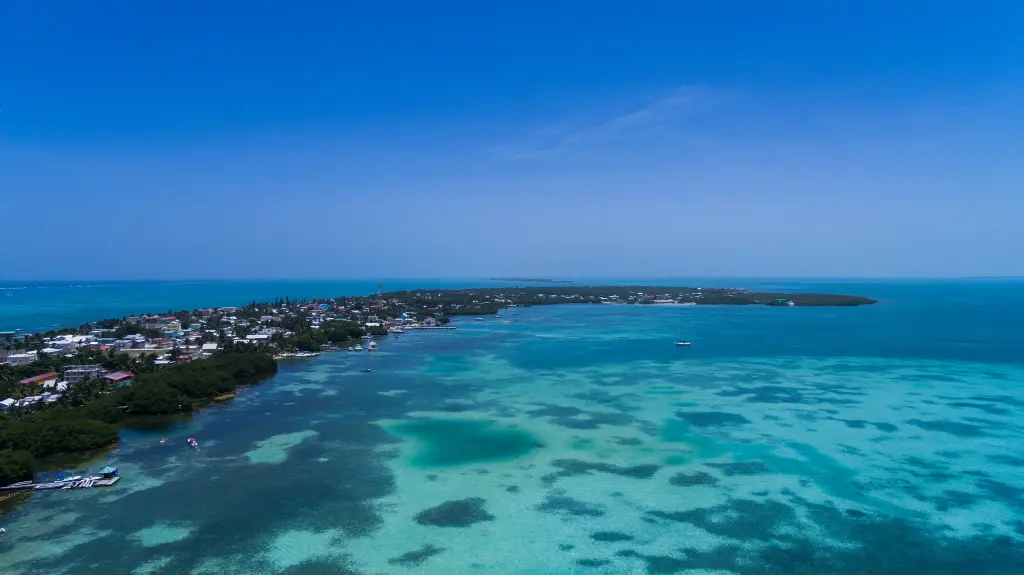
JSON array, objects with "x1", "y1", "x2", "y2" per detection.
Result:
[{"x1": 675, "y1": 318, "x2": 691, "y2": 347}]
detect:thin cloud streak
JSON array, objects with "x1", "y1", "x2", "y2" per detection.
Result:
[{"x1": 493, "y1": 85, "x2": 730, "y2": 159}]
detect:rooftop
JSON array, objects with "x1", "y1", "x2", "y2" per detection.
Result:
[{"x1": 20, "y1": 372, "x2": 60, "y2": 384}]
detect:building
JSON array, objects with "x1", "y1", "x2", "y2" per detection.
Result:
[
  {"x1": 48, "y1": 334, "x2": 95, "y2": 350},
  {"x1": 104, "y1": 372, "x2": 135, "y2": 387},
  {"x1": 63, "y1": 365, "x2": 107, "y2": 385},
  {"x1": 5, "y1": 352, "x2": 38, "y2": 366},
  {"x1": 42, "y1": 380, "x2": 69, "y2": 392},
  {"x1": 19, "y1": 372, "x2": 60, "y2": 386},
  {"x1": 0, "y1": 398, "x2": 16, "y2": 411},
  {"x1": 17, "y1": 396, "x2": 42, "y2": 407}
]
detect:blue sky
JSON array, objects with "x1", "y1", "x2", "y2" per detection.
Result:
[{"x1": 2, "y1": 1, "x2": 1021, "y2": 279}]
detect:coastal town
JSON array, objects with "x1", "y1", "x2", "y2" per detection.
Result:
[
  {"x1": 0, "y1": 283, "x2": 876, "y2": 493},
  {"x1": 1, "y1": 284, "x2": 874, "y2": 412}
]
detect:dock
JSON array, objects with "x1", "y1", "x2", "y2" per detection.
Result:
[
  {"x1": 0, "y1": 466, "x2": 120, "y2": 493},
  {"x1": 405, "y1": 325, "x2": 456, "y2": 330}
]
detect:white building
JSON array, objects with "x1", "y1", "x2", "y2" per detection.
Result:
[
  {"x1": 5, "y1": 352, "x2": 37, "y2": 366},
  {"x1": 49, "y1": 334, "x2": 95, "y2": 349}
]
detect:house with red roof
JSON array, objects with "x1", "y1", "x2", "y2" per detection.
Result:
[
  {"x1": 19, "y1": 372, "x2": 60, "y2": 386},
  {"x1": 103, "y1": 371, "x2": 135, "y2": 387}
]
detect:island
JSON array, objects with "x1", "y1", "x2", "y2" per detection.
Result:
[
  {"x1": 0, "y1": 283, "x2": 874, "y2": 481},
  {"x1": 489, "y1": 278, "x2": 574, "y2": 283},
  {"x1": 371, "y1": 285, "x2": 876, "y2": 317}
]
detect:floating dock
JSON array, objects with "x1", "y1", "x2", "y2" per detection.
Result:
[{"x1": 0, "y1": 466, "x2": 120, "y2": 493}]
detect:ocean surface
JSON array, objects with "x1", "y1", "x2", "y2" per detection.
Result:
[
  {"x1": 2, "y1": 279, "x2": 1024, "y2": 574},
  {"x1": 0, "y1": 280, "x2": 488, "y2": 333}
]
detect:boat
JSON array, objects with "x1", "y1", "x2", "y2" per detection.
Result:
[
  {"x1": 359, "y1": 368, "x2": 372, "y2": 373},
  {"x1": 33, "y1": 483, "x2": 63, "y2": 490},
  {"x1": 348, "y1": 346, "x2": 354, "y2": 351},
  {"x1": 187, "y1": 437, "x2": 199, "y2": 449},
  {"x1": 354, "y1": 345, "x2": 363, "y2": 351},
  {"x1": 475, "y1": 317, "x2": 485, "y2": 321},
  {"x1": 675, "y1": 317, "x2": 691, "y2": 347}
]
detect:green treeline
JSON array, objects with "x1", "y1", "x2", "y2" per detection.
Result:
[
  {"x1": 115, "y1": 352, "x2": 277, "y2": 415},
  {"x1": 0, "y1": 449, "x2": 36, "y2": 485},
  {"x1": 0, "y1": 413, "x2": 118, "y2": 457},
  {"x1": 272, "y1": 319, "x2": 385, "y2": 352},
  {"x1": 0, "y1": 352, "x2": 278, "y2": 465}
]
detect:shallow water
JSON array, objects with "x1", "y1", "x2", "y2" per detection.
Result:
[{"x1": 2, "y1": 281, "x2": 1023, "y2": 574}]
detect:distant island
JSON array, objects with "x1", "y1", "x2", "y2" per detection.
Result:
[
  {"x1": 489, "y1": 278, "x2": 573, "y2": 283},
  {"x1": 380, "y1": 285, "x2": 877, "y2": 316}
]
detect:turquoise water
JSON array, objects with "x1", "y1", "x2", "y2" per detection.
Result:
[
  {"x1": 2, "y1": 280, "x2": 1024, "y2": 573},
  {"x1": 0, "y1": 279, "x2": 484, "y2": 332}
]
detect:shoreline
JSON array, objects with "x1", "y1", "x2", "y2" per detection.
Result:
[{"x1": 1, "y1": 284, "x2": 877, "y2": 339}]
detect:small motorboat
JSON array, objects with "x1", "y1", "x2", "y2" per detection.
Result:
[
  {"x1": 475, "y1": 317, "x2": 485, "y2": 321},
  {"x1": 359, "y1": 368, "x2": 372, "y2": 373},
  {"x1": 675, "y1": 340, "x2": 692, "y2": 347},
  {"x1": 187, "y1": 437, "x2": 199, "y2": 449}
]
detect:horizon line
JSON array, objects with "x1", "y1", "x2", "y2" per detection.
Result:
[{"x1": 2, "y1": 276, "x2": 1022, "y2": 284}]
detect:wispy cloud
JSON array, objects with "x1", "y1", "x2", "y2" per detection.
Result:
[{"x1": 494, "y1": 85, "x2": 727, "y2": 159}]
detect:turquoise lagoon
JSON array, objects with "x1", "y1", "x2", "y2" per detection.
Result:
[{"x1": 2, "y1": 280, "x2": 1024, "y2": 574}]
